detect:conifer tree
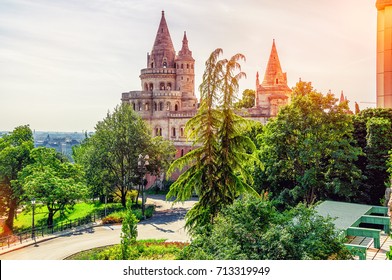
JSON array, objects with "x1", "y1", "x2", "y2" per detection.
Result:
[{"x1": 167, "y1": 49, "x2": 258, "y2": 233}]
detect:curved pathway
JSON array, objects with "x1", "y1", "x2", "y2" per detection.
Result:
[{"x1": 0, "y1": 195, "x2": 196, "y2": 260}]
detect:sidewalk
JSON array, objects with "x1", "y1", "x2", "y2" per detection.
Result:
[{"x1": 0, "y1": 221, "x2": 101, "y2": 256}]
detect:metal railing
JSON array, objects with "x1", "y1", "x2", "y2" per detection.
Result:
[{"x1": 0, "y1": 208, "x2": 118, "y2": 250}]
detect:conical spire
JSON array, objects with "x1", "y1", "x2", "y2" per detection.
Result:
[
  {"x1": 339, "y1": 90, "x2": 345, "y2": 103},
  {"x1": 149, "y1": 11, "x2": 176, "y2": 68},
  {"x1": 262, "y1": 39, "x2": 286, "y2": 87},
  {"x1": 178, "y1": 31, "x2": 193, "y2": 58}
]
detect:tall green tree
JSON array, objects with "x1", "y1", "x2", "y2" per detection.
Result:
[
  {"x1": 167, "y1": 49, "x2": 258, "y2": 233},
  {"x1": 257, "y1": 81, "x2": 362, "y2": 207},
  {"x1": 20, "y1": 147, "x2": 88, "y2": 226},
  {"x1": 353, "y1": 108, "x2": 392, "y2": 204},
  {"x1": 0, "y1": 125, "x2": 34, "y2": 233},
  {"x1": 76, "y1": 104, "x2": 175, "y2": 207},
  {"x1": 234, "y1": 89, "x2": 255, "y2": 109}
]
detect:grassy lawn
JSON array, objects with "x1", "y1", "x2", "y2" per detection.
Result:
[
  {"x1": 12, "y1": 201, "x2": 124, "y2": 232},
  {"x1": 65, "y1": 239, "x2": 188, "y2": 260}
]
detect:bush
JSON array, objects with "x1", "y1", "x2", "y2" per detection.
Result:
[
  {"x1": 113, "y1": 190, "x2": 138, "y2": 204},
  {"x1": 179, "y1": 196, "x2": 353, "y2": 260},
  {"x1": 102, "y1": 212, "x2": 125, "y2": 224},
  {"x1": 101, "y1": 205, "x2": 155, "y2": 224},
  {"x1": 96, "y1": 240, "x2": 186, "y2": 260}
]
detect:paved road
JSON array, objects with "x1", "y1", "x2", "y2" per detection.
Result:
[{"x1": 0, "y1": 195, "x2": 197, "y2": 260}]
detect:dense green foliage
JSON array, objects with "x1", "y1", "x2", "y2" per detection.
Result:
[
  {"x1": 179, "y1": 196, "x2": 352, "y2": 260},
  {"x1": 353, "y1": 108, "x2": 392, "y2": 205},
  {"x1": 0, "y1": 125, "x2": 34, "y2": 232},
  {"x1": 67, "y1": 240, "x2": 187, "y2": 260},
  {"x1": 255, "y1": 81, "x2": 362, "y2": 207},
  {"x1": 73, "y1": 103, "x2": 176, "y2": 207},
  {"x1": 121, "y1": 200, "x2": 139, "y2": 259},
  {"x1": 167, "y1": 49, "x2": 258, "y2": 233},
  {"x1": 19, "y1": 147, "x2": 88, "y2": 226},
  {"x1": 234, "y1": 89, "x2": 255, "y2": 109}
]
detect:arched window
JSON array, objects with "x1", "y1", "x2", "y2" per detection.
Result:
[
  {"x1": 159, "y1": 102, "x2": 164, "y2": 111},
  {"x1": 166, "y1": 102, "x2": 171, "y2": 111},
  {"x1": 150, "y1": 62, "x2": 154, "y2": 68},
  {"x1": 144, "y1": 83, "x2": 148, "y2": 91},
  {"x1": 138, "y1": 102, "x2": 142, "y2": 111},
  {"x1": 145, "y1": 102, "x2": 149, "y2": 111},
  {"x1": 276, "y1": 78, "x2": 278, "y2": 84},
  {"x1": 155, "y1": 127, "x2": 162, "y2": 136},
  {"x1": 174, "y1": 104, "x2": 178, "y2": 111},
  {"x1": 163, "y1": 61, "x2": 167, "y2": 68},
  {"x1": 154, "y1": 102, "x2": 157, "y2": 111},
  {"x1": 172, "y1": 127, "x2": 176, "y2": 137},
  {"x1": 180, "y1": 127, "x2": 184, "y2": 137},
  {"x1": 149, "y1": 83, "x2": 153, "y2": 91},
  {"x1": 160, "y1": 82, "x2": 165, "y2": 90},
  {"x1": 167, "y1": 82, "x2": 172, "y2": 90},
  {"x1": 181, "y1": 149, "x2": 184, "y2": 157},
  {"x1": 132, "y1": 102, "x2": 136, "y2": 111}
]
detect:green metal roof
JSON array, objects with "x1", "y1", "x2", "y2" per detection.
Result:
[{"x1": 316, "y1": 200, "x2": 373, "y2": 230}]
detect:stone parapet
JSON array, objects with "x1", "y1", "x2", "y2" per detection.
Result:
[
  {"x1": 376, "y1": 0, "x2": 392, "y2": 10},
  {"x1": 141, "y1": 68, "x2": 176, "y2": 75}
]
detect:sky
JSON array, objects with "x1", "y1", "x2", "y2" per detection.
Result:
[{"x1": 0, "y1": 0, "x2": 377, "y2": 132}]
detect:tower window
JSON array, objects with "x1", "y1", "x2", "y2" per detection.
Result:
[
  {"x1": 138, "y1": 102, "x2": 142, "y2": 111},
  {"x1": 172, "y1": 127, "x2": 176, "y2": 137},
  {"x1": 180, "y1": 127, "x2": 184, "y2": 137},
  {"x1": 174, "y1": 104, "x2": 178, "y2": 111},
  {"x1": 154, "y1": 102, "x2": 157, "y2": 111},
  {"x1": 151, "y1": 62, "x2": 154, "y2": 68},
  {"x1": 159, "y1": 102, "x2": 164, "y2": 111},
  {"x1": 163, "y1": 62, "x2": 167, "y2": 68},
  {"x1": 145, "y1": 102, "x2": 149, "y2": 111},
  {"x1": 149, "y1": 83, "x2": 153, "y2": 91},
  {"x1": 156, "y1": 127, "x2": 162, "y2": 136},
  {"x1": 132, "y1": 102, "x2": 136, "y2": 111},
  {"x1": 276, "y1": 79, "x2": 278, "y2": 84},
  {"x1": 166, "y1": 102, "x2": 171, "y2": 111},
  {"x1": 181, "y1": 149, "x2": 184, "y2": 157}
]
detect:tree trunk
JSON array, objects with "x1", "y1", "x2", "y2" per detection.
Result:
[
  {"x1": 47, "y1": 209, "x2": 54, "y2": 227},
  {"x1": 5, "y1": 197, "x2": 17, "y2": 233},
  {"x1": 121, "y1": 188, "x2": 127, "y2": 208}
]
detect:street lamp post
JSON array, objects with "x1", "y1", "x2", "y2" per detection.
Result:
[
  {"x1": 31, "y1": 198, "x2": 36, "y2": 245},
  {"x1": 138, "y1": 154, "x2": 149, "y2": 219}
]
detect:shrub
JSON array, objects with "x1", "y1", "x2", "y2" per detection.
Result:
[
  {"x1": 387, "y1": 244, "x2": 392, "y2": 260},
  {"x1": 179, "y1": 196, "x2": 353, "y2": 260},
  {"x1": 102, "y1": 211, "x2": 125, "y2": 224},
  {"x1": 113, "y1": 190, "x2": 138, "y2": 204}
]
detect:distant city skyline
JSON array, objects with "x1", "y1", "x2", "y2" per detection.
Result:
[{"x1": 0, "y1": 0, "x2": 376, "y2": 132}]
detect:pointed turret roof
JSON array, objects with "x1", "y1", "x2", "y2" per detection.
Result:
[
  {"x1": 339, "y1": 90, "x2": 345, "y2": 103},
  {"x1": 149, "y1": 11, "x2": 176, "y2": 68},
  {"x1": 177, "y1": 31, "x2": 193, "y2": 59},
  {"x1": 262, "y1": 40, "x2": 287, "y2": 87}
]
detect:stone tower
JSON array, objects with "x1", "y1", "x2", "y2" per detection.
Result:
[
  {"x1": 376, "y1": 1, "x2": 392, "y2": 108},
  {"x1": 121, "y1": 11, "x2": 198, "y2": 158},
  {"x1": 253, "y1": 40, "x2": 292, "y2": 117}
]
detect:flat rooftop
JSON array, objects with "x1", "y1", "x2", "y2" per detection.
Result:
[{"x1": 316, "y1": 201, "x2": 374, "y2": 230}]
